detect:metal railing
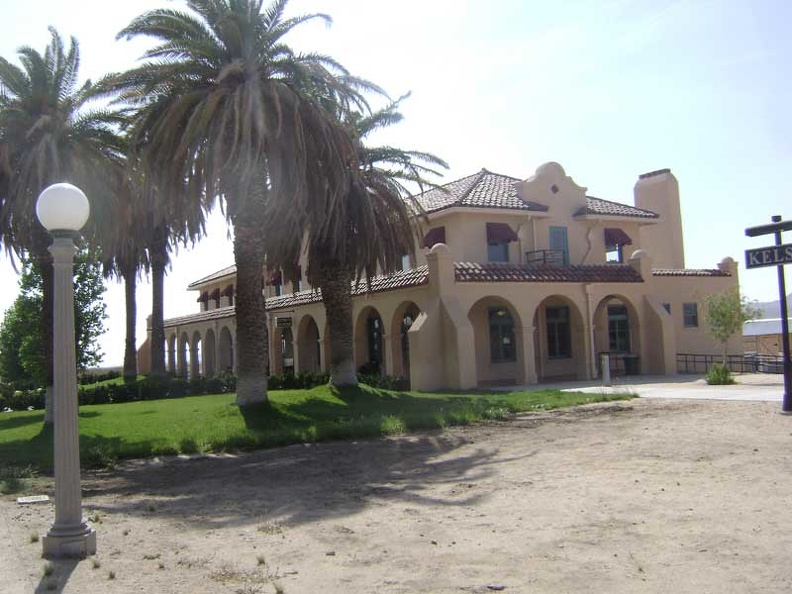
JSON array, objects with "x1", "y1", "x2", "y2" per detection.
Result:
[
  {"x1": 676, "y1": 353, "x2": 784, "y2": 374},
  {"x1": 525, "y1": 249, "x2": 566, "y2": 266}
]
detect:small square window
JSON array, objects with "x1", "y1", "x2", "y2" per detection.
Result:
[
  {"x1": 683, "y1": 303, "x2": 698, "y2": 328},
  {"x1": 662, "y1": 303, "x2": 671, "y2": 314}
]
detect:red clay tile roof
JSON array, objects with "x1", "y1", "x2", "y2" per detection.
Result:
[
  {"x1": 454, "y1": 262, "x2": 644, "y2": 283},
  {"x1": 187, "y1": 264, "x2": 237, "y2": 289},
  {"x1": 266, "y1": 266, "x2": 430, "y2": 310},
  {"x1": 416, "y1": 169, "x2": 549, "y2": 214},
  {"x1": 577, "y1": 196, "x2": 659, "y2": 219},
  {"x1": 163, "y1": 306, "x2": 236, "y2": 329},
  {"x1": 652, "y1": 269, "x2": 731, "y2": 277}
]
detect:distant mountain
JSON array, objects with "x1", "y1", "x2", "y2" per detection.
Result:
[{"x1": 754, "y1": 293, "x2": 792, "y2": 319}]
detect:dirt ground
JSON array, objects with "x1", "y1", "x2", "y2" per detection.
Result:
[{"x1": 2, "y1": 397, "x2": 791, "y2": 593}]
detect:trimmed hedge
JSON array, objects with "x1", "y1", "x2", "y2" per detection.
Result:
[{"x1": 0, "y1": 370, "x2": 409, "y2": 412}]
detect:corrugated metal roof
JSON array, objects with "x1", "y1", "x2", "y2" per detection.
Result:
[{"x1": 743, "y1": 318, "x2": 791, "y2": 336}]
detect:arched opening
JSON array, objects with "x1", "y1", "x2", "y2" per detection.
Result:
[
  {"x1": 191, "y1": 331, "x2": 202, "y2": 379},
  {"x1": 296, "y1": 316, "x2": 321, "y2": 373},
  {"x1": 593, "y1": 295, "x2": 641, "y2": 377},
  {"x1": 468, "y1": 297, "x2": 524, "y2": 386},
  {"x1": 204, "y1": 329, "x2": 217, "y2": 377},
  {"x1": 167, "y1": 334, "x2": 177, "y2": 374},
  {"x1": 280, "y1": 327, "x2": 295, "y2": 375},
  {"x1": 218, "y1": 326, "x2": 234, "y2": 374},
  {"x1": 355, "y1": 306, "x2": 385, "y2": 375},
  {"x1": 390, "y1": 301, "x2": 421, "y2": 381},
  {"x1": 178, "y1": 332, "x2": 190, "y2": 378},
  {"x1": 532, "y1": 296, "x2": 586, "y2": 382}
]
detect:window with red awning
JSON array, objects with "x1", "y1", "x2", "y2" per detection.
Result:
[
  {"x1": 486, "y1": 222, "x2": 519, "y2": 244},
  {"x1": 422, "y1": 226, "x2": 446, "y2": 248}
]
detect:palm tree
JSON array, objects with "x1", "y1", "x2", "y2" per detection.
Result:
[
  {"x1": 106, "y1": 0, "x2": 370, "y2": 405},
  {"x1": 266, "y1": 95, "x2": 448, "y2": 386},
  {"x1": 0, "y1": 28, "x2": 126, "y2": 422}
]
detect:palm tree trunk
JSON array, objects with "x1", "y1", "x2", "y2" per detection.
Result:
[
  {"x1": 122, "y1": 261, "x2": 138, "y2": 381},
  {"x1": 318, "y1": 258, "x2": 357, "y2": 387},
  {"x1": 232, "y1": 187, "x2": 269, "y2": 406},
  {"x1": 149, "y1": 225, "x2": 168, "y2": 377}
]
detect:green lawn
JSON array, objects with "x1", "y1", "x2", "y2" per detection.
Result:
[{"x1": 0, "y1": 384, "x2": 632, "y2": 473}]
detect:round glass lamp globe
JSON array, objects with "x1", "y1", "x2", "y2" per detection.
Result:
[{"x1": 36, "y1": 183, "x2": 90, "y2": 232}]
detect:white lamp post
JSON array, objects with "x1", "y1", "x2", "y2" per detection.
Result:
[{"x1": 36, "y1": 183, "x2": 97, "y2": 558}]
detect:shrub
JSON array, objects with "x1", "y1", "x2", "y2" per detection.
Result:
[
  {"x1": 357, "y1": 374, "x2": 409, "y2": 391},
  {"x1": 706, "y1": 363, "x2": 735, "y2": 385},
  {"x1": 0, "y1": 388, "x2": 45, "y2": 411}
]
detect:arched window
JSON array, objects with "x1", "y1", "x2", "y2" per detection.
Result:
[{"x1": 489, "y1": 307, "x2": 516, "y2": 362}]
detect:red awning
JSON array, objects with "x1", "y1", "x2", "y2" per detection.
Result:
[
  {"x1": 422, "y1": 226, "x2": 446, "y2": 248},
  {"x1": 604, "y1": 228, "x2": 632, "y2": 246},
  {"x1": 209, "y1": 288, "x2": 220, "y2": 301},
  {"x1": 220, "y1": 284, "x2": 234, "y2": 297},
  {"x1": 266, "y1": 270, "x2": 282, "y2": 285},
  {"x1": 197, "y1": 291, "x2": 208, "y2": 303},
  {"x1": 486, "y1": 222, "x2": 519, "y2": 244}
]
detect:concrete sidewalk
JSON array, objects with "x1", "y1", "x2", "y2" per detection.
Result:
[{"x1": 526, "y1": 373, "x2": 785, "y2": 402}]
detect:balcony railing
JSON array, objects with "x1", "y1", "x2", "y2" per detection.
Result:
[{"x1": 525, "y1": 249, "x2": 566, "y2": 266}]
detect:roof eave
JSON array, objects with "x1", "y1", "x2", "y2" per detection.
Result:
[
  {"x1": 574, "y1": 213, "x2": 661, "y2": 224},
  {"x1": 423, "y1": 205, "x2": 551, "y2": 220}
]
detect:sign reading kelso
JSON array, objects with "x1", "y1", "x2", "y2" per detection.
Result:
[{"x1": 745, "y1": 243, "x2": 792, "y2": 269}]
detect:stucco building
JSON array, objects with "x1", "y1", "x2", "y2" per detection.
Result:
[{"x1": 140, "y1": 162, "x2": 741, "y2": 390}]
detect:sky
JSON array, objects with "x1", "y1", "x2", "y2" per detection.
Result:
[{"x1": 0, "y1": 0, "x2": 790, "y2": 367}]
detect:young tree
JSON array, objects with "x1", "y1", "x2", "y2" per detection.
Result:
[
  {"x1": 703, "y1": 289, "x2": 762, "y2": 365},
  {"x1": 0, "y1": 250, "x2": 107, "y2": 386}
]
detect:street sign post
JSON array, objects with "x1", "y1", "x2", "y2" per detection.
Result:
[{"x1": 745, "y1": 216, "x2": 792, "y2": 412}]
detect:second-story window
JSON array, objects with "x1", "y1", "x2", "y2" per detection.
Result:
[
  {"x1": 486, "y1": 223, "x2": 518, "y2": 263},
  {"x1": 604, "y1": 228, "x2": 632, "y2": 263},
  {"x1": 488, "y1": 241, "x2": 509, "y2": 262},
  {"x1": 549, "y1": 226, "x2": 569, "y2": 265},
  {"x1": 401, "y1": 253, "x2": 411, "y2": 270},
  {"x1": 294, "y1": 265, "x2": 302, "y2": 293},
  {"x1": 267, "y1": 270, "x2": 282, "y2": 297},
  {"x1": 197, "y1": 291, "x2": 209, "y2": 312}
]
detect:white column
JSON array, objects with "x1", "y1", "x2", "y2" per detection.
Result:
[{"x1": 42, "y1": 234, "x2": 96, "y2": 558}]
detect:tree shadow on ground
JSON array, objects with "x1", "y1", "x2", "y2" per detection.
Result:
[{"x1": 85, "y1": 421, "x2": 536, "y2": 533}]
